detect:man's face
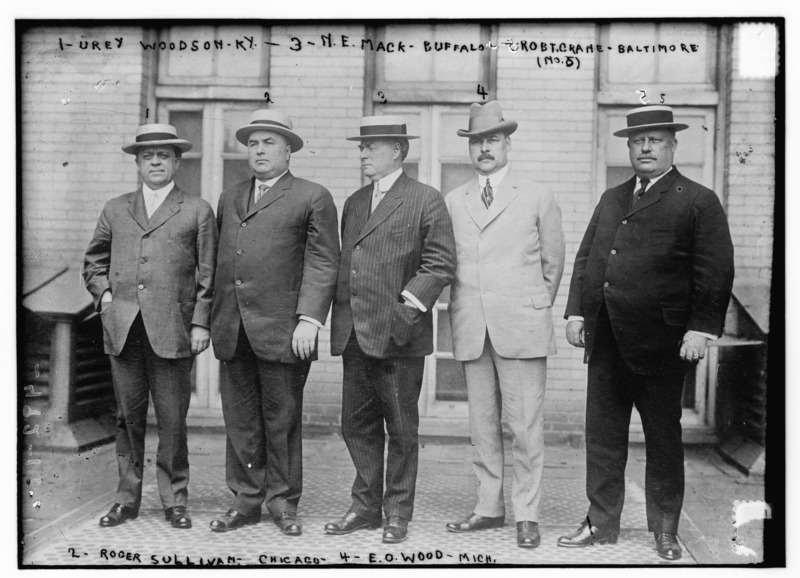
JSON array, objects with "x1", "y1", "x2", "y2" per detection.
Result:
[
  {"x1": 468, "y1": 132, "x2": 510, "y2": 175},
  {"x1": 358, "y1": 139, "x2": 400, "y2": 181},
  {"x1": 247, "y1": 130, "x2": 291, "y2": 180},
  {"x1": 136, "y1": 146, "x2": 180, "y2": 189},
  {"x1": 627, "y1": 128, "x2": 677, "y2": 179}
]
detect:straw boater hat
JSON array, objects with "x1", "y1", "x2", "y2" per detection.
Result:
[
  {"x1": 457, "y1": 101, "x2": 517, "y2": 138},
  {"x1": 122, "y1": 124, "x2": 193, "y2": 155},
  {"x1": 613, "y1": 105, "x2": 689, "y2": 137},
  {"x1": 235, "y1": 109, "x2": 304, "y2": 152},
  {"x1": 347, "y1": 116, "x2": 419, "y2": 141}
]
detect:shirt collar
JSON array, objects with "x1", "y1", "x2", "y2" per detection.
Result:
[
  {"x1": 477, "y1": 163, "x2": 510, "y2": 189},
  {"x1": 636, "y1": 166, "x2": 673, "y2": 191},
  {"x1": 142, "y1": 180, "x2": 175, "y2": 197},
  {"x1": 374, "y1": 167, "x2": 403, "y2": 193},
  {"x1": 256, "y1": 170, "x2": 289, "y2": 189}
]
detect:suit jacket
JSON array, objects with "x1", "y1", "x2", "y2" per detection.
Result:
[
  {"x1": 564, "y1": 168, "x2": 734, "y2": 375},
  {"x1": 211, "y1": 172, "x2": 340, "y2": 363},
  {"x1": 331, "y1": 171, "x2": 456, "y2": 359},
  {"x1": 446, "y1": 170, "x2": 565, "y2": 360},
  {"x1": 83, "y1": 186, "x2": 217, "y2": 359}
]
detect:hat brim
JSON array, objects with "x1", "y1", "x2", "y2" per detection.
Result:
[
  {"x1": 122, "y1": 139, "x2": 193, "y2": 155},
  {"x1": 346, "y1": 134, "x2": 419, "y2": 141},
  {"x1": 236, "y1": 124, "x2": 304, "y2": 152},
  {"x1": 613, "y1": 122, "x2": 689, "y2": 137},
  {"x1": 457, "y1": 120, "x2": 518, "y2": 138}
]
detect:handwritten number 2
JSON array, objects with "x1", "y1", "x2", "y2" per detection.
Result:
[{"x1": 637, "y1": 90, "x2": 648, "y2": 104}]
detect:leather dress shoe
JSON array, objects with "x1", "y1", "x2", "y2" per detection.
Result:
[
  {"x1": 557, "y1": 520, "x2": 619, "y2": 547},
  {"x1": 99, "y1": 503, "x2": 138, "y2": 527},
  {"x1": 324, "y1": 511, "x2": 381, "y2": 535},
  {"x1": 654, "y1": 532, "x2": 682, "y2": 560},
  {"x1": 382, "y1": 515, "x2": 408, "y2": 544},
  {"x1": 209, "y1": 509, "x2": 261, "y2": 533},
  {"x1": 517, "y1": 521, "x2": 541, "y2": 548},
  {"x1": 275, "y1": 512, "x2": 302, "y2": 536},
  {"x1": 446, "y1": 513, "x2": 505, "y2": 533},
  {"x1": 165, "y1": 506, "x2": 192, "y2": 529}
]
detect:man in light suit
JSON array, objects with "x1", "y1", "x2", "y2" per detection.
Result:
[
  {"x1": 84, "y1": 124, "x2": 217, "y2": 529},
  {"x1": 325, "y1": 116, "x2": 456, "y2": 544},
  {"x1": 209, "y1": 109, "x2": 339, "y2": 536},
  {"x1": 559, "y1": 105, "x2": 734, "y2": 560},
  {"x1": 444, "y1": 101, "x2": 565, "y2": 548}
]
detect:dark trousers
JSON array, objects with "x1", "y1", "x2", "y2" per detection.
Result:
[
  {"x1": 585, "y1": 306, "x2": 686, "y2": 534},
  {"x1": 108, "y1": 314, "x2": 193, "y2": 511},
  {"x1": 341, "y1": 332, "x2": 425, "y2": 522},
  {"x1": 219, "y1": 323, "x2": 310, "y2": 518}
]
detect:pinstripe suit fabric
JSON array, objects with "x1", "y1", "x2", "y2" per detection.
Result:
[{"x1": 331, "y1": 171, "x2": 456, "y2": 521}]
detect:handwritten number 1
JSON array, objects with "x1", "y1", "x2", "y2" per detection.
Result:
[{"x1": 378, "y1": 91, "x2": 387, "y2": 104}]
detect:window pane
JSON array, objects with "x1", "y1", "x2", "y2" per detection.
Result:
[
  {"x1": 224, "y1": 159, "x2": 252, "y2": 190},
  {"x1": 441, "y1": 163, "x2": 474, "y2": 195},
  {"x1": 436, "y1": 308, "x2": 453, "y2": 353},
  {"x1": 607, "y1": 23, "x2": 657, "y2": 84},
  {"x1": 223, "y1": 109, "x2": 254, "y2": 154},
  {"x1": 432, "y1": 24, "x2": 482, "y2": 82},
  {"x1": 658, "y1": 23, "x2": 711, "y2": 84},
  {"x1": 383, "y1": 24, "x2": 481, "y2": 83},
  {"x1": 435, "y1": 358, "x2": 467, "y2": 402},
  {"x1": 606, "y1": 166, "x2": 634, "y2": 189},
  {"x1": 216, "y1": 26, "x2": 266, "y2": 79},
  {"x1": 384, "y1": 25, "x2": 434, "y2": 82},
  {"x1": 164, "y1": 26, "x2": 215, "y2": 78},
  {"x1": 169, "y1": 110, "x2": 203, "y2": 154},
  {"x1": 404, "y1": 162, "x2": 419, "y2": 182},
  {"x1": 175, "y1": 158, "x2": 201, "y2": 196}
]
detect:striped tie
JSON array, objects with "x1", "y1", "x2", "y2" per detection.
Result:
[
  {"x1": 631, "y1": 179, "x2": 649, "y2": 208},
  {"x1": 255, "y1": 183, "x2": 268, "y2": 204},
  {"x1": 482, "y1": 178, "x2": 494, "y2": 209}
]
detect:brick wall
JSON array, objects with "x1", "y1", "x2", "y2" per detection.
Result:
[
  {"x1": 21, "y1": 26, "x2": 149, "y2": 272},
  {"x1": 497, "y1": 23, "x2": 599, "y2": 443}
]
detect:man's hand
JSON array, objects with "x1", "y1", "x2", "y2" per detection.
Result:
[
  {"x1": 190, "y1": 325, "x2": 210, "y2": 355},
  {"x1": 292, "y1": 319, "x2": 319, "y2": 360},
  {"x1": 566, "y1": 320, "x2": 585, "y2": 348},
  {"x1": 679, "y1": 331, "x2": 709, "y2": 363}
]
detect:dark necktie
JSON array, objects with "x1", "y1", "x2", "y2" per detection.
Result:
[
  {"x1": 255, "y1": 183, "x2": 268, "y2": 204},
  {"x1": 482, "y1": 178, "x2": 494, "y2": 209},
  {"x1": 632, "y1": 178, "x2": 649, "y2": 208}
]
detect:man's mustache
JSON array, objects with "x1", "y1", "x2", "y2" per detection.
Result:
[{"x1": 478, "y1": 153, "x2": 495, "y2": 161}]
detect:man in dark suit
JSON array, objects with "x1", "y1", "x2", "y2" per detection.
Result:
[
  {"x1": 325, "y1": 116, "x2": 456, "y2": 544},
  {"x1": 84, "y1": 124, "x2": 217, "y2": 529},
  {"x1": 209, "y1": 109, "x2": 339, "y2": 536},
  {"x1": 559, "y1": 105, "x2": 734, "y2": 560}
]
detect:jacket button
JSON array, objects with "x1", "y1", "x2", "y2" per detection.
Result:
[
  {"x1": 138, "y1": 284, "x2": 145, "y2": 290},
  {"x1": 236, "y1": 280, "x2": 242, "y2": 285},
  {"x1": 610, "y1": 249, "x2": 616, "y2": 255},
  {"x1": 237, "y1": 249, "x2": 243, "y2": 255},
  {"x1": 241, "y1": 222, "x2": 247, "y2": 227},
  {"x1": 140, "y1": 258, "x2": 147, "y2": 263},
  {"x1": 355, "y1": 245, "x2": 361, "y2": 250},
  {"x1": 621, "y1": 219, "x2": 628, "y2": 225},
  {"x1": 603, "y1": 282, "x2": 609, "y2": 288},
  {"x1": 351, "y1": 269, "x2": 357, "y2": 275}
]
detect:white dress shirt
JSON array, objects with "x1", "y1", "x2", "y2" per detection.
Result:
[{"x1": 143, "y1": 181, "x2": 175, "y2": 218}]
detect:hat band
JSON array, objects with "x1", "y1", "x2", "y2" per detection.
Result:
[
  {"x1": 626, "y1": 109, "x2": 675, "y2": 128},
  {"x1": 360, "y1": 124, "x2": 407, "y2": 137},
  {"x1": 136, "y1": 132, "x2": 179, "y2": 143},
  {"x1": 249, "y1": 119, "x2": 292, "y2": 131}
]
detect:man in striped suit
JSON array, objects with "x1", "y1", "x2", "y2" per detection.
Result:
[{"x1": 326, "y1": 116, "x2": 457, "y2": 544}]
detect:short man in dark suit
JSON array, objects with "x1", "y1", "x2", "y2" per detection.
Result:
[
  {"x1": 559, "y1": 105, "x2": 734, "y2": 560},
  {"x1": 209, "y1": 109, "x2": 339, "y2": 536},
  {"x1": 325, "y1": 116, "x2": 456, "y2": 544},
  {"x1": 84, "y1": 124, "x2": 218, "y2": 529}
]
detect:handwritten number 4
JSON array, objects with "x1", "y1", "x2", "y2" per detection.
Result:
[{"x1": 477, "y1": 85, "x2": 488, "y2": 100}]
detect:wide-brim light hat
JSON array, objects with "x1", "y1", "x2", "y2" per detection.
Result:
[
  {"x1": 613, "y1": 105, "x2": 689, "y2": 137},
  {"x1": 235, "y1": 109, "x2": 304, "y2": 152},
  {"x1": 122, "y1": 124, "x2": 193, "y2": 155},
  {"x1": 347, "y1": 115, "x2": 419, "y2": 141},
  {"x1": 457, "y1": 101, "x2": 517, "y2": 138}
]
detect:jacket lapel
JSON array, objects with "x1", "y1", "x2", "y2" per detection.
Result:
[
  {"x1": 128, "y1": 188, "x2": 149, "y2": 231},
  {"x1": 145, "y1": 185, "x2": 184, "y2": 233},
  {"x1": 234, "y1": 178, "x2": 252, "y2": 222},
  {"x1": 245, "y1": 172, "x2": 290, "y2": 220},
  {"x1": 356, "y1": 172, "x2": 406, "y2": 242},
  {"x1": 483, "y1": 171, "x2": 521, "y2": 229},
  {"x1": 626, "y1": 168, "x2": 679, "y2": 217},
  {"x1": 617, "y1": 176, "x2": 637, "y2": 215},
  {"x1": 464, "y1": 175, "x2": 486, "y2": 230}
]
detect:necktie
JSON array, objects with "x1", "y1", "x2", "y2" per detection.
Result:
[
  {"x1": 482, "y1": 178, "x2": 494, "y2": 209},
  {"x1": 632, "y1": 178, "x2": 649, "y2": 208},
  {"x1": 146, "y1": 192, "x2": 159, "y2": 218},
  {"x1": 372, "y1": 184, "x2": 383, "y2": 214},
  {"x1": 255, "y1": 183, "x2": 268, "y2": 204}
]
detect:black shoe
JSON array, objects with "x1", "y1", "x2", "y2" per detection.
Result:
[
  {"x1": 99, "y1": 503, "x2": 138, "y2": 527},
  {"x1": 557, "y1": 520, "x2": 619, "y2": 547},
  {"x1": 209, "y1": 509, "x2": 261, "y2": 533},
  {"x1": 446, "y1": 513, "x2": 505, "y2": 533},
  {"x1": 517, "y1": 521, "x2": 541, "y2": 548},
  {"x1": 654, "y1": 532, "x2": 682, "y2": 560},
  {"x1": 275, "y1": 512, "x2": 302, "y2": 536},
  {"x1": 324, "y1": 511, "x2": 381, "y2": 535},
  {"x1": 165, "y1": 506, "x2": 192, "y2": 529},
  {"x1": 382, "y1": 515, "x2": 408, "y2": 544}
]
